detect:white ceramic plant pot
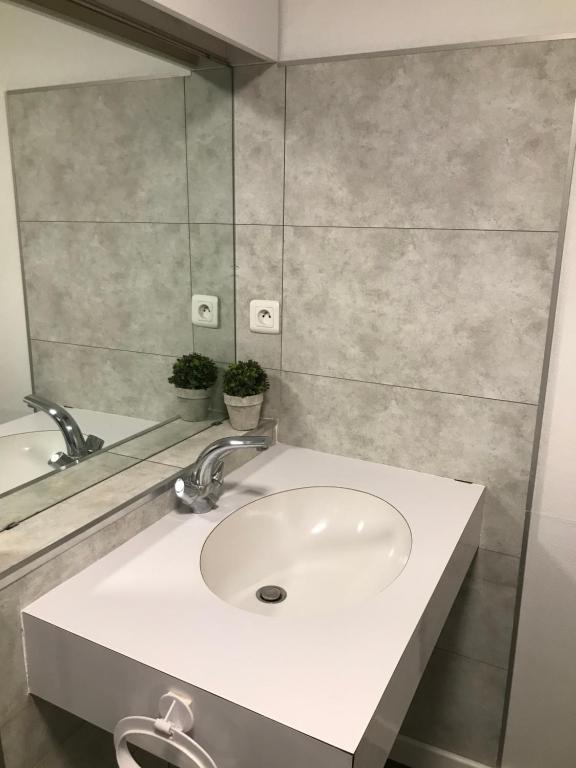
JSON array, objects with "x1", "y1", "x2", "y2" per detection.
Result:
[
  {"x1": 223, "y1": 393, "x2": 264, "y2": 431},
  {"x1": 175, "y1": 387, "x2": 211, "y2": 422}
]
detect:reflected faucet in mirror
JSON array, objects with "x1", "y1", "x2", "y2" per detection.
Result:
[
  {"x1": 23, "y1": 394, "x2": 105, "y2": 469},
  {"x1": 174, "y1": 435, "x2": 271, "y2": 513}
]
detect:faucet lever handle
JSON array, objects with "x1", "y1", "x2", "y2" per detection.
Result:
[
  {"x1": 48, "y1": 452, "x2": 77, "y2": 470},
  {"x1": 85, "y1": 434, "x2": 105, "y2": 452},
  {"x1": 211, "y1": 460, "x2": 224, "y2": 484},
  {"x1": 174, "y1": 477, "x2": 198, "y2": 507},
  {"x1": 205, "y1": 461, "x2": 224, "y2": 506}
]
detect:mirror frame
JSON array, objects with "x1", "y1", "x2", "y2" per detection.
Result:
[{"x1": 8, "y1": 0, "x2": 264, "y2": 67}]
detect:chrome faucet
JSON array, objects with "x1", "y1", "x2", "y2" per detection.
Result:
[
  {"x1": 174, "y1": 435, "x2": 271, "y2": 512},
  {"x1": 23, "y1": 394, "x2": 104, "y2": 469}
]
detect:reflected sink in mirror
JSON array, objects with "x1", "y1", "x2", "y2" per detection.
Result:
[
  {"x1": 200, "y1": 486, "x2": 412, "y2": 617},
  {"x1": 0, "y1": 408, "x2": 156, "y2": 497},
  {"x1": 0, "y1": 431, "x2": 66, "y2": 495}
]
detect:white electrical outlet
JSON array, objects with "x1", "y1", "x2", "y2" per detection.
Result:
[
  {"x1": 249, "y1": 299, "x2": 280, "y2": 334},
  {"x1": 191, "y1": 294, "x2": 219, "y2": 328}
]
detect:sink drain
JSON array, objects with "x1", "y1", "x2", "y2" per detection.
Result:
[{"x1": 256, "y1": 585, "x2": 287, "y2": 604}]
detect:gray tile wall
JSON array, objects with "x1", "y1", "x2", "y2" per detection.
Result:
[
  {"x1": 233, "y1": 41, "x2": 576, "y2": 766},
  {"x1": 8, "y1": 72, "x2": 235, "y2": 421}
]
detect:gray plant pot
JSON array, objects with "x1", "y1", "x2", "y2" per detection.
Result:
[
  {"x1": 175, "y1": 387, "x2": 211, "y2": 422},
  {"x1": 223, "y1": 393, "x2": 264, "y2": 431}
]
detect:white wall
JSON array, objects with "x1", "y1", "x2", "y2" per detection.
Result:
[
  {"x1": 502, "y1": 123, "x2": 576, "y2": 767},
  {"x1": 143, "y1": 0, "x2": 279, "y2": 60},
  {"x1": 280, "y1": 0, "x2": 576, "y2": 61},
  {"x1": 0, "y1": 2, "x2": 187, "y2": 423}
]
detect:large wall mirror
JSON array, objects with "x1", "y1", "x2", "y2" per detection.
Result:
[{"x1": 0, "y1": 0, "x2": 235, "y2": 532}]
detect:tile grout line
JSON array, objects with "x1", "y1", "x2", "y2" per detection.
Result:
[
  {"x1": 182, "y1": 78, "x2": 195, "y2": 355},
  {"x1": 276, "y1": 224, "x2": 559, "y2": 235},
  {"x1": 280, "y1": 66, "x2": 288, "y2": 373},
  {"x1": 108, "y1": 452, "x2": 183, "y2": 470},
  {"x1": 473, "y1": 547, "x2": 521, "y2": 564},
  {"x1": 29, "y1": 338, "x2": 229, "y2": 364},
  {"x1": 435, "y1": 646, "x2": 510, "y2": 673},
  {"x1": 465, "y1": 574, "x2": 519, "y2": 589},
  {"x1": 262, "y1": 366, "x2": 540, "y2": 407},
  {"x1": 231, "y1": 67, "x2": 238, "y2": 364},
  {"x1": 19, "y1": 220, "x2": 559, "y2": 235},
  {"x1": 19, "y1": 220, "x2": 233, "y2": 226},
  {"x1": 6, "y1": 94, "x2": 38, "y2": 403}
]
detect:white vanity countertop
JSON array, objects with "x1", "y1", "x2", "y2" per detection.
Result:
[{"x1": 24, "y1": 444, "x2": 484, "y2": 754}]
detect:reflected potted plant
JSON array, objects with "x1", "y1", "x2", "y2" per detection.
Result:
[
  {"x1": 223, "y1": 359, "x2": 269, "y2": 431},
  {"x1": 168, "y1": 353, "x2": 218, "y2": 422}
]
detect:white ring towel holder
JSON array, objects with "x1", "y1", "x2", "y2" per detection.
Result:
[{"x1": 114, "y1": 693, "x2": 218, "y2": 768}]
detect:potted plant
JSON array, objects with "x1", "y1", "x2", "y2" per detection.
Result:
[
  {"x1": 223, "y1": 359, "x2": 269, "y2": 430},
  {"x1": 168, "y1": 353, "x2": 218, "y2": 422}
]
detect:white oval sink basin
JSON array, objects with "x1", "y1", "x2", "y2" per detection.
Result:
[
  {"x1": 0, "y1": 431, "x2": 66, "y2": 494},
  {"x1": 201, "y1": 486, "x2": 412, "y2": 617}
]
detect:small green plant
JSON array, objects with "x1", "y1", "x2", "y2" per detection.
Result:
[
  {"x1": 168, "y1": 353, "x2": 218, "y2": 390},
  {"x1": 223, "y1": 360, "x2": 269, "y2": 398}
]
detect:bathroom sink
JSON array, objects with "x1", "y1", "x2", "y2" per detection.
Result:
[
  {"x1": 200, "y1": 486, "x2": 412, "y2": 617},
  {"x1": 24, "y1": 445, "x2": 484, "y2": 765},
  {"x1": 0, "y1": 431, "x2": 66, "y2": 494}
]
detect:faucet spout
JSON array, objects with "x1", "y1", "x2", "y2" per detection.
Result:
[
  {"x1": 193, "y1": 435, "x2": 270, "y2": 489},
  {"x1": 174, "y1": 434, "x2": 271, "y2": 512},
  {"x1": 23, "y1": 394, "x2": 104, "y2": 465}
]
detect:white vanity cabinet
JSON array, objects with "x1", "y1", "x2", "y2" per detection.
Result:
[
  {"x1": 23, "y1": 445, "x2": 484, "y2": 768},
  {"x1": 24, "y1": 621, "x2": 349, "y2": 767}
]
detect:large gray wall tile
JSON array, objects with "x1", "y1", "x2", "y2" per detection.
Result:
[
  {"x1": 234, "y1": 65, "x2": 286, "y2": 225},
  {"x1": 33, "y1": 722, "x2": 168, "y2": 768},
  {"x1": 190, "y1": 224, "x2": 235, "y2": 363},
  {"x1": 236, "y1": 225, "x2": 283, "y2": 368},
  {"x1": 206, "y1": 363, "x2": 227, "y2": 420},
  {"x1": 8, "y1": 78, "x2": 187, "y2": 223},
  {"x1": 283, "y1": 227, "x2": 556, "y2": 402},
  {"x1": 33, "y1": 722, "x2": 117, "y2": 768},
  {"x1": 262, "y1": 368, "x2": 282, "y2": 419},
  {"x1": 469, "y1": 549, "x2": 520, "y2": 587},
  {"x1": 186, "y1": 70, "x2": 233, "y2": 224},
  {"x1": 438, "y1": 577, "x2": 517, "y2": 669},
  {"x1": 284, "y1": 41, "x2": 576, "y2": 229},
  {"x1": 400, "y1": 650, "x2": 507, "y2": 766},
  {"x1": 22, "y1": 222, "x2": 191, "y2": 355},
  {"x1": 31, "y1": 341, "x2": 179, "y2": 421},
  {"x1": 1, "y1": 700, "x2": 81, "y2": 768},
  {"x1": 0, "y1": 586, "x2": 27, "y2": 726},
  {"x1": 279, "y1": 370, "x2": 537, "y2": 555}
]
